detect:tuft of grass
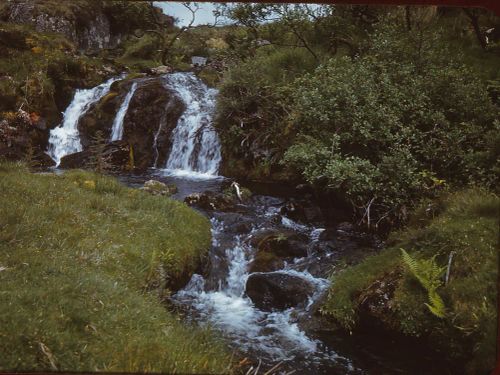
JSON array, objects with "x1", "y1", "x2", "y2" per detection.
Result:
[
  {"x1": 0, "y1": 162, "x2": 233, "y2": 373},
  {"x1": 321, "y1": 188, "x2": 499, "y2": 374}
]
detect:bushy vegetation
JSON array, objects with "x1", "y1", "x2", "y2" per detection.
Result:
[
  {"x1": 214, "y1": 6, "x2": 500, "y2": 226},
  {"x1": 0, "y1": 162, "x2": 232, "y2": 373},
  {"x1": 321, "y1": 189, "x2": 499, "y2": 374}
]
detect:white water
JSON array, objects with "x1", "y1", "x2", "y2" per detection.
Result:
[
  {"x1": 162, "y1": 72, "x2": 221, "y2": 177},
  {"x1": 175, "y1": 213, "x2": 353, "y2": 368},
  {"x1": 110, "y1": 82, "x2": 138, "y2": 141},
  {"x1": 47, "y1": 76, "x2": 120, "y2": 165}
]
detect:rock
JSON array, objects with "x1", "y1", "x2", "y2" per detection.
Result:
[
  {"x1": 251, "y1": 230, "x2": 308, "y2": 255},
  {"x1": 0, "y1": 110, "x2": 51, "y2": 165},
  {"x1": 141, "y1": 180, "x2": 178, "y2": 196},
  {"x1": 280, "y1": 199, "x2": 324, "y2": 224},
  {"x1": 248, "y1": 252, "x2": 284, "y2": 273},
  {"x1": 184, "y1": 191, "x2": 237, "y2": 211},
  {"x1": 59, "y1": 140, "x2": 131, "y2": 170},
  {"x1": 7, "y1": 1, "x2": 122, "y2": 52},
  {"x1": 248, "y1": 230, "x2": 309, "y2": 273},
  {"x1": 78, "y1": 77, "x2": 185, "y2": 170},
  {"x1": 150, "y1": 65, "x2": 172, "y2": 75},
  {"x1": 245, "y1": 272, "x2": 315, "y2": 311}
]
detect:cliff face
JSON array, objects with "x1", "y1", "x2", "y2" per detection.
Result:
[{"x1": 6, "y1": 1, "x2": 120, "y2": 52}]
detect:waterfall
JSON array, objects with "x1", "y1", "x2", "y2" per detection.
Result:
[
  {"x1": 163, "y1": 72, "x2": 221, "y2": 177},
  {"x1": 110, "y1": 82, "x2": 138, "y2": 141},
  {"x1": 47, "y1": 76, "x2": 120, "y2": 165}
]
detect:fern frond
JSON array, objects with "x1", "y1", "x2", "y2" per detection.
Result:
[{"x1": 425, "y1": 291, "x2": 446, "y2": 318}]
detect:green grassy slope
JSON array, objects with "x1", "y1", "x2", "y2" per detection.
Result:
[
  {"x1": 0, "y1": 162, "x2": 232, "y2": 373},
  {"x1": 321, "y1": 189, "x2": 499, "y2": 374}
]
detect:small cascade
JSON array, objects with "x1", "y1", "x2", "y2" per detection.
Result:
[
  {"x1": 163, "y1": 72, "x2": 221, "y2": 177},
  {"x1": 110, "y1": 82, "x2": 138, "y2": 141},
  {"x1": 47, "y1": 76, "x2": 120, "y2": 165}
]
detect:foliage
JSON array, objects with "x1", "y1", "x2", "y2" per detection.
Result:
[
  {"x1": 122, "y1": 34, "x2": 160, "y2": 60},
  {"x1": 400, "y1": 249, "x2": 446, "y2": 318},
  {"x1": 283, "y1": 24, "x2": 499, "y2": 226},
  {"x1": 0, "y1": 162, "x2": 232, "y2": 373},
  {"x1": 215, "y1": 46, "x2": 318, "y2": 174},
  {"x1": 321, "y1": 189, "x2": 499, "y2": 374}
]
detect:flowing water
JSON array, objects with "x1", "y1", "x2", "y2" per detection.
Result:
[
  {"x1": 162, "y1": 72, "x2": 221, "y2": 177},
  {"x1": 47, "y1": 76, "x2": 121, "y2": 165},
  {"x1": 110, "y1": 82, "x2": 138, "y2": 141},
  {"x1": 50, "y1": 72, "x2": 446, "y2": 374}
]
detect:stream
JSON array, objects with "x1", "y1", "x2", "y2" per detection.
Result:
[{"x1": 47, "y1": 72, "x2": 448, "y2": 375}]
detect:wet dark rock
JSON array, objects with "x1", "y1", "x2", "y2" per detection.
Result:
[
  {"x1": 59, "y1": 140, "x2": 131, "y2": 170},
  {"x1": 248, "y1": 230, "x2": 309, "y2": 273},
  {"x1": 79, "y1": 77, "x2": 185, "y2": 170},
  {"x1": 251, "y1": 230, "x2": 309, "y2": 258},
  {"x1": 280, "y1": 199, "x2": 323, "y2": 224},
  {"x1": 140, "y1": 180, "x2": 178, "y2": 196},
  {"x1": 297, "y1": 294, "x2": 340, "y2": 335},
  {"x1": 212, "y1": 212, "x2": 254, "y2": 234},
  {"x1": 248, "y1": 251, "x2": 284, "y2": 273},
  {"x1": 245, "y1": 272, "x2": 315, "y2": 311},
  {"x1": 184, "y1": 191, "x2": 238, "y2": 211}
]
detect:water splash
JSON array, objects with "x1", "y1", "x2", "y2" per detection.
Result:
[
  {"x1": 163, "y1": 72, "x2": 221, "y2": 177},
  {"x1": 110, "y1": 82, "x2": 138, "y2": 141},
  {"x1": 47, "y1": 76, "x2": 120, "y2": 165}
]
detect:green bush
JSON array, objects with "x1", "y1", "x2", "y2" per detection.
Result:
[{"x1": 283, "y1": 24, "x2": 499, "y2": 225}]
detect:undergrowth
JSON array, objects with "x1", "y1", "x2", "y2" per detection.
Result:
[{"x1": 321, "y1": 188, "x2": 499, "y2": 374}]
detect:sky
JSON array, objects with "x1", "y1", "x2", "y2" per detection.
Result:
[{"x1": 154, "y1": 2, "x2": 223, "y2": 27}]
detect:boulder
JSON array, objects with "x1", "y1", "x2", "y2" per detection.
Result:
[
  {"x1": 59, "y1": 140, "x2": 131, "y2": 170},
  {"x1": 248, "y1": 230, "x2": 309, "y2": 273},
  {"x1": 140, "y1": 180, "x2": 178, "y2": 196},
  {"x1": 280, "y1": 199, "x2": 323, "y2": 224},
  {"x1": 245, "y1": 272, "x2": 315, "y2": 311},
  {"x1": 78, "y1": 77, "x2": 185, "y2": 170},
  {"x1": 184, "y1": 191, "x2": 238, "y2": 211}
]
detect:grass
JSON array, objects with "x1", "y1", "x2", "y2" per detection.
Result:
[
  {"x1": 321, "y1": 188, "x2": 499, "y2": 374},
  {"x1": 0, "y1": 162, "x2": 233, "y2": 373}
]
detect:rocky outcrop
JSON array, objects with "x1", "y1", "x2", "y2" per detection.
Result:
[
  {"x1": 59, "y1": 140, "x2": 131, "y2": 171},
  {"x1": 77, "y1": 76, "x2": 185, "y2": 170},
  {"x1": 245, "y1": 272, "x2": 315, "y2": 311},
  {"x1": 6, "y1": 1, "x2": 120, "y2": 52},
  {"x1": 0, "y1": 110, "x2": 54, "y2": 167}
]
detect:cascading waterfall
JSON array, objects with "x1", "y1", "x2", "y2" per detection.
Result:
[
  {"x1": 163, "y1": 72, "x2": 221, "y2": 177},
  {"x1": 110, "y1": 82, "x2": 138, "y2": 141},
  {"x1": 47, "y1": 76, "x2": 120, "y2": 165}
]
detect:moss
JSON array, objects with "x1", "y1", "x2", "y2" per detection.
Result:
[
  {"x1": 0, "y1": 162, "x2": 232, "y2": 373},
  {"x1": 321, "y1": 188, "x2": 498, "y2": 373}
]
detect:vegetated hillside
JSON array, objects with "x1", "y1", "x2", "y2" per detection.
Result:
[
  {"x1": 212, "y1": 4, "x2": 500, "y2": 227},
  {"x1": 321, "y1": 189, "x2": 499, "y2": 374},
  {"x1": 0, "y1": 0, "x2": 173, "y2": 165},
  {"x1": 0, "y1": 162, "x2": 232, "y2": 373}
]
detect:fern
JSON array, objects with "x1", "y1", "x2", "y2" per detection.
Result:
[{"x1": 401, "y1": 248, "x2": 447, "y2": 318}]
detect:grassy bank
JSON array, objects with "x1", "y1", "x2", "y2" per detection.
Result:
[
  {"x1": 0, "y1": 162, "x2": 232, "y2": 373},
  {"x1": 321, "y1": 189, "x2": 499, "y2": 374}
]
